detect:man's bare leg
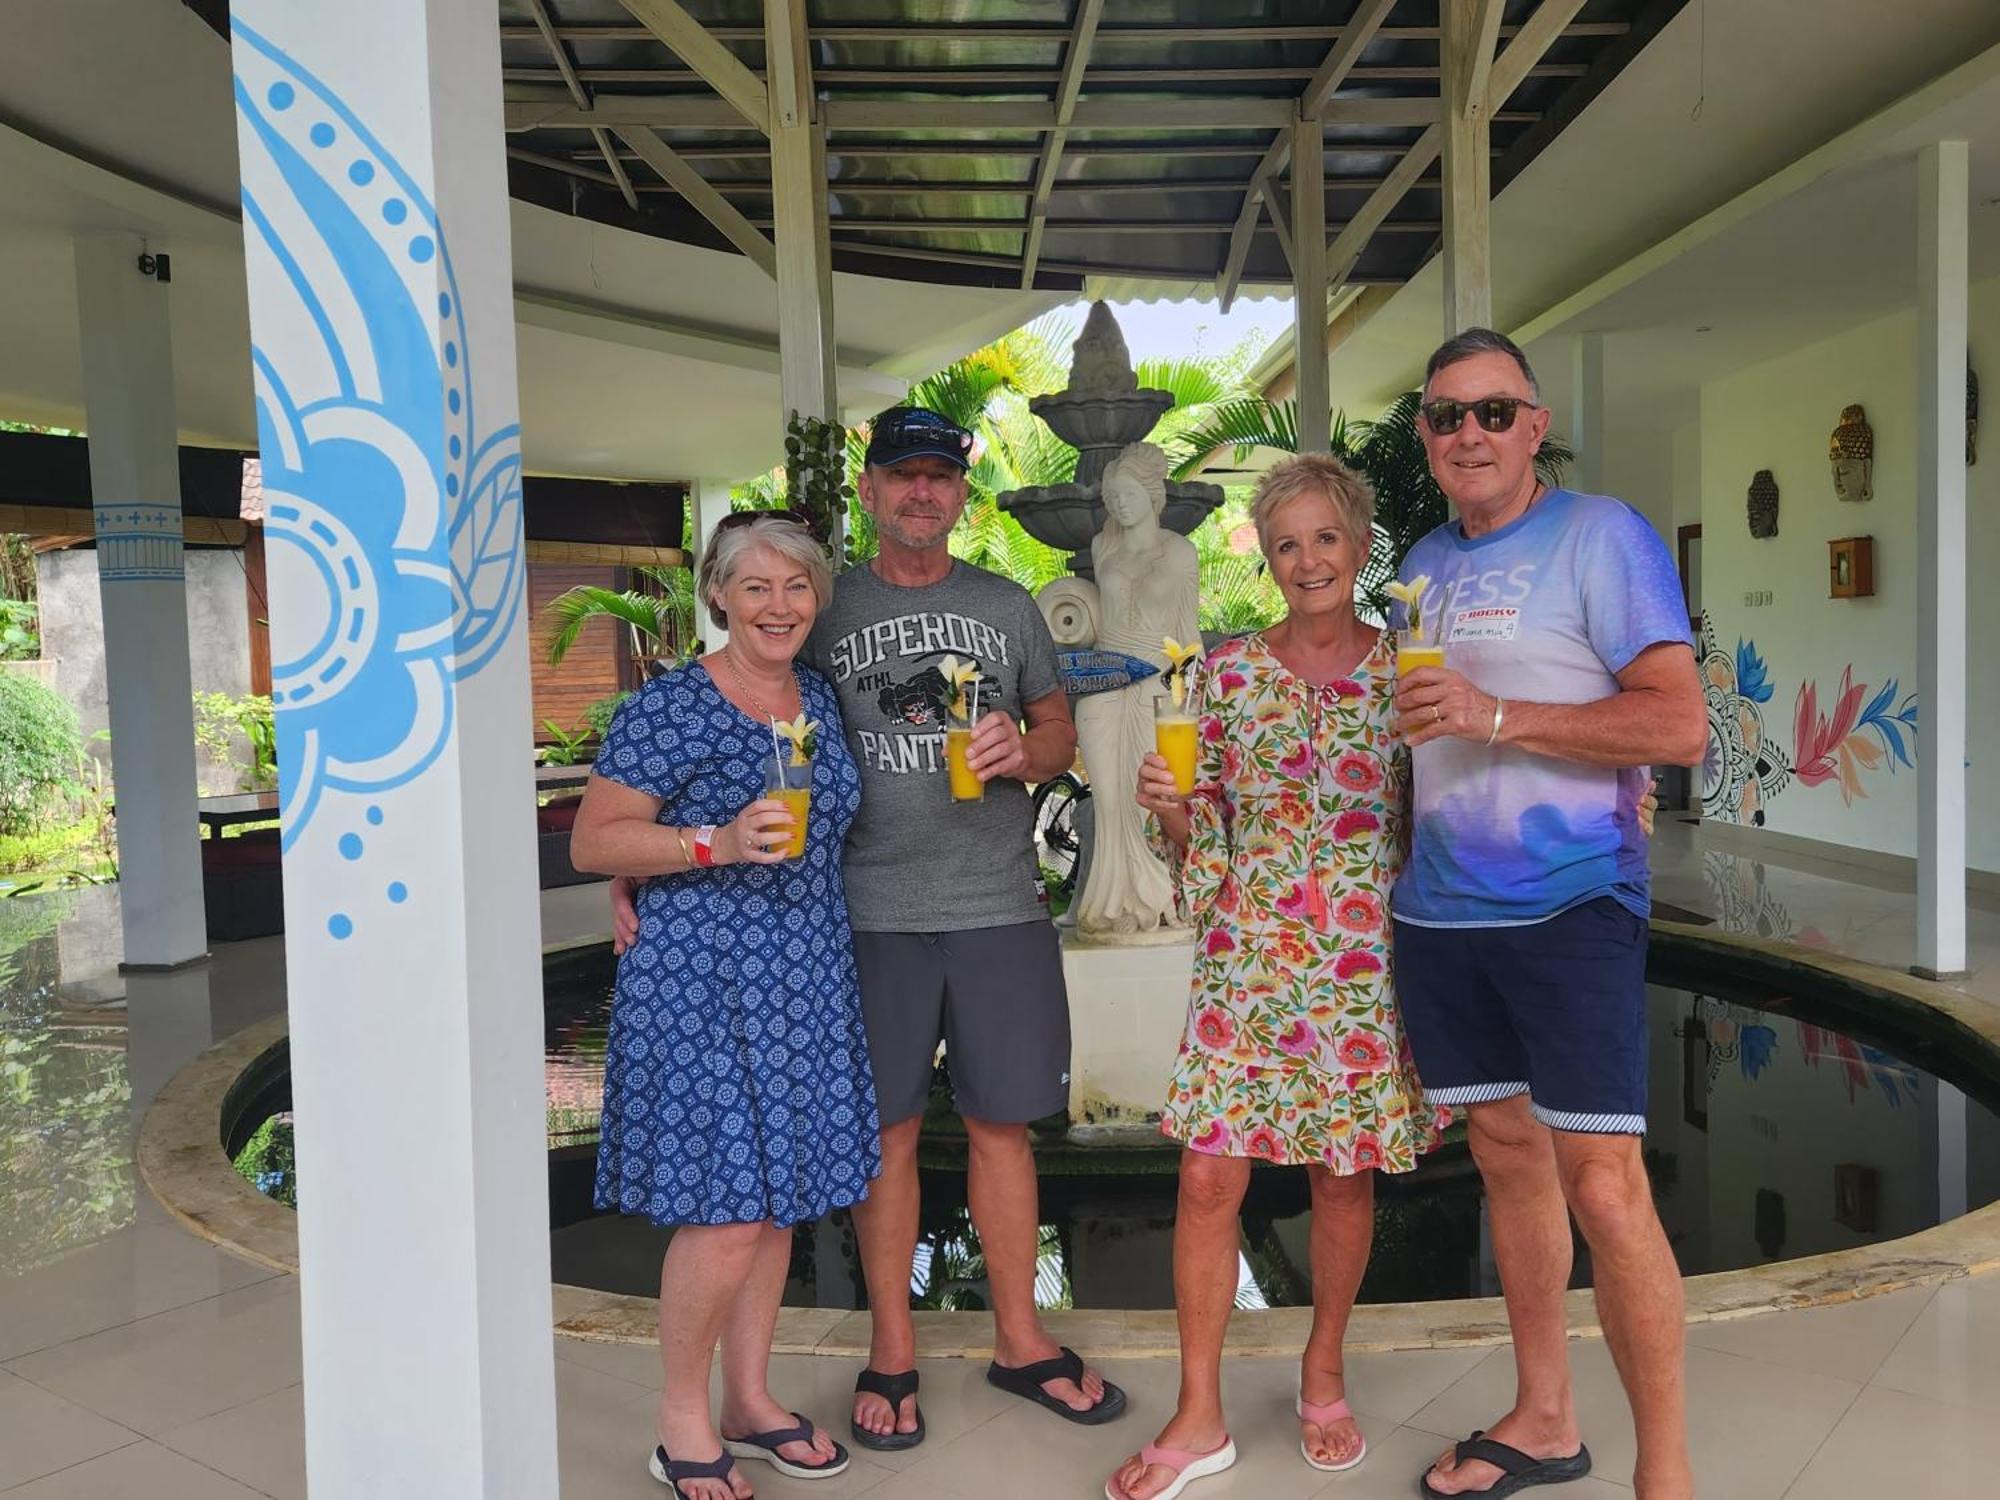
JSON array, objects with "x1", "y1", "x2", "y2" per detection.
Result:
[
  {"x1": 1425, "y1": 1096, "x2": 1582, "y2": 1496},
  {"x1": 1299, "y1": 1165, "x2": 1373, "y2": 1468},
  {"x1": 962, "y1": 1113, "x2": 1106, "y2": 1411},
  {"x1": 1108, "y1": 1151, "x2": 1248, "y2": 1500},
  {"x1": 848, "y1": 1115, "x2": 922, "y2": 1440},
  {"x1": 1555, "y1": 1133, "x2": 1691, "y2": 1500}
]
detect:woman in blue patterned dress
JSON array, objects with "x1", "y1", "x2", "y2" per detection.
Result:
[{"x1": 573, "y1": 513, "x2": 880, "y2": 1500}]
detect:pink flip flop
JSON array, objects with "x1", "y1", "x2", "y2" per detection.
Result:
[
  {"x1": 1297, "y1": 1393, "x2": 1366, "y2": 1473},
  {"x1": 1103, "y1": 1435, "x2": 1237, "y2": 1500}
]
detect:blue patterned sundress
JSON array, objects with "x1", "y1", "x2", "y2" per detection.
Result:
[{"x1": 591, "y1": 661, "x2": 881, "y2": 1227}]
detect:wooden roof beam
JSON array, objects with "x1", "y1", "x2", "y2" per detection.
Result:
[
  {"x1": 614, "y1": 0, "x2": 769, "y2": 133},
  {"x1": 1021, "y1": 0, "x2": 1106, "y2": 288},
  {"x1": 614, "y1": 126, "x2": 777, "y2": 276}
]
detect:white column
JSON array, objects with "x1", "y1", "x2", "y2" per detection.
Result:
[
  {"x1": 230, "y1": 4, "x2": 556, "y2": 1494},
  {"x1": 1441, "y1": 0, "x2": 1498, "y2": 333},
  {"x1": 690, "y1": 476, "x2": 735, "y2": 649},
  {"x1": 767, "y1": 0, "x2": 835, "y2": 429},
  {"x1": 1916, "y1": 140, "x2": 1968, "y2": 978},
  {"x1": 73, "y1": 232, "x2": 208, "y2": 970},
  {"x1": 1569, "y1": 332, "x2": 1605, "y2": 494},
  {"x1": 1290, "y1": 113, "x2": 1330, "y2": 454}
]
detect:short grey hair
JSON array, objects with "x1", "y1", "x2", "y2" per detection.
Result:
[
  {"x1": 1424, "y1": 326, "x2": 1540, "y2": 401},
  {"x1": 1250, "y1": 453, "x2": 1375, "y2": 555},
  {"x1": 697, "y1": 515, "x2": 833, "y2": 630}
]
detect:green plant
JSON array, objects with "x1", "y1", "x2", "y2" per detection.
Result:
[
  {"x1": 543, "y1": 566, "x2": 696, "y2": 670},
  {"x1": 784, "y1": 411, "x2": 853, "y2": 560},
  {"x1": 537, "y1": 720, "x2": 593, "y2": 766},
  {"x1": 232, "y1": 1114, "x2": 297, "y2": 1208},
  {"x1": 0, "y1": 674, "x2": 83, "y2": 837},
  {"x1": 583, "y1": 691, "x2": 635, "y2": 743},
  {"x1": 192, "y1": 692, "x2": 278, "y2": 792},
  {"x1": 0, "y1": 598, "x2": 37, "y2": 660}
]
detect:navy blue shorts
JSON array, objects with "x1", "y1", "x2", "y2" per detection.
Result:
[{"x1": 1393, "y1": 897, "x2": 1650, "y2": 1135}]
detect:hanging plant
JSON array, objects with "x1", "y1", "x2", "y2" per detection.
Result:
[{"x1": 784, "y1": 410, "x2": 853, "y2": 564}]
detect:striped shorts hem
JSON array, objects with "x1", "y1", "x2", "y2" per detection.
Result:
[
  {"x1": 1531, "y1": 1102, "x2": 1647, "y2": 1136},
  {"x1": 1424, "y1": 1080, "x2": 1530, "y2": 1107}
]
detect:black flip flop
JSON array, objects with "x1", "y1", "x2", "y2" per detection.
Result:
[
  {"x1": 985, "y1": 1345, "x2": 1128, "y2": 1425},
  {"x1": 1419, "y1": 1431, "x2": 1592, "y2": 1498},
  {"x1": 722, "y1": 1411, "x2": 848, "y2": 1480},
  {"x1": 648, "y1": 1447, "x2": 740, "y2": 1498},
  {"x1": 851, "y1": 1368, "x2": 925, "y2": 1451}
]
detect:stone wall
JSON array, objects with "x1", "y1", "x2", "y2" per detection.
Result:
[{"x1": 34, "y1": 546, "x2": 254, "y2": 795}]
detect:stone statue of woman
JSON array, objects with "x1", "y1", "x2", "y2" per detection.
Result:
[{"x1": 1052, "y1": 443, "x2": 1201, "y2": 937}]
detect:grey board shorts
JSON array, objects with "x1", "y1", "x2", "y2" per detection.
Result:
[{"x1": 851, "y1": 920, "x2": 1072, "y2": 1127}]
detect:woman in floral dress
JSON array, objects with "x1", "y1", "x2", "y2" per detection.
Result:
[{"x1": 1106, "y1": 454, "x2": 1449, "y2": 1500}]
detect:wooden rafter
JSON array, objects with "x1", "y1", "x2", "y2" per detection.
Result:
[
  {"x1": 502, "y1": 21, "x2": 1631, "y2": 45},
  {"x1": 1215, "y1": 0, "x2": 1395, "y2": 311},
  {"x1": 1020, "y1": 0, "x2": 1106, "y2": 289},
  {"x1": 1323, "y1": 0, "x2": 1591, "y2": 283},
  {"x1": 1452, "y1": 0, "x2": 1509, "y2": 121},
  {"x1": 614, "y1": 126, "x2": 776, "y2": 276},
  {"x1": 526, "y1": 0, "x2": 639, "y2": 209},
  {"x1": 504, "y1": 94, "x2": 1475, "y2": 133},
  {"x1": 614, "y1": 0, "x2": 769, "y2": 133}
]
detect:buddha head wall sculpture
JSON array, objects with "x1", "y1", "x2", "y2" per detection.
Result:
[
  {"x1": 1829, "y1": 404, "x2": 1873, "y2": 504},
  {"x1": 1748, "y1": 469, "x2": 1780, "y2": 538}
]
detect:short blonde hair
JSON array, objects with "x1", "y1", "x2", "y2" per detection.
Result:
[
  {"x1": 698, "y1": 515, "x2": 833, "y2": 629},
  {"x1": 1250, "y1": 453, "x2": 1375, "y2": 555}
]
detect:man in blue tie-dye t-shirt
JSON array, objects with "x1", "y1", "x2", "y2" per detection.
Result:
[{"x1": 1389, "y1": 330, "x2": 1705, "y2": 1500}]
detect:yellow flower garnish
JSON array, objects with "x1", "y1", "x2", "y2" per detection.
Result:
[
  {"x1": 937, "y1": 655, "x2": 982, "y2": 719},
  {"x1": 1161, "y1": 636, "x2": 1203, "y2": 707},
  {"x1": 1384, "y1": 574, "x2": 1431, "y2": 638},
  {"x1": 773, "y1": 713, "x2": 820, "y2": 765}
]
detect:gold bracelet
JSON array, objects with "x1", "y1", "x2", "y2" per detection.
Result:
[{"x1": 672, "y1": 827, "x2": 694, "y2": 868}]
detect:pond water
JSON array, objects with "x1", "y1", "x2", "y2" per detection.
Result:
[{"x1": 231, "y1": 937, "x2": 2000, "y2": 1310}]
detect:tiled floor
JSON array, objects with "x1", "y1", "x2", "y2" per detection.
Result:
[{"x1": 2, "y1": 825, "x2": 1995, "y2": 1497}]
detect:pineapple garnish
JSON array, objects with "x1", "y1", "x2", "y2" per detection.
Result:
[
  {"x1": 773, "y1": 713, "x2": 820, "y2": 766},
  {"x1": 1161, "y1": 636, "x2": 1203, "y2": 709},
  {"x1": 1383, "y1": 574, "x2": 1432, "y2": 638}
]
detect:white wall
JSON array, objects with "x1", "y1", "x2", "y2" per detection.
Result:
[{"x1": 1696, "y1": 275, "x2": 2000, "y2": 872}]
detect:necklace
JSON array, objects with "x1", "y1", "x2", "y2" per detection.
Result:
[{"x1": 721, "y1": 645, "x2": 795, "y2": 722}]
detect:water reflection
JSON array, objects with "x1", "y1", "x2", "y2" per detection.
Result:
[{"x1": 0, "y1": 892, "x2": 135, "y2": 1273}]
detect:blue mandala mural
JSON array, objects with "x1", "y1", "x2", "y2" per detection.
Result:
[{"x1": 233, "y1": 19, "x2": 525, "y2": 851}]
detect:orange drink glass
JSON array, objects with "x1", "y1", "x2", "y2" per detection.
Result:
[
  {"x1": 1154, "y1": 696, "x2": 1199, "y2": 795},
  {"x1": 762, "y1": 756, "x2": 811, "y2": 858},
  {"x1": 1395, "y1": 628, "x2": 1446, "y2": 675},
  {"x1": 945, "y1": 708, "x2": 984, "y2": 802}
]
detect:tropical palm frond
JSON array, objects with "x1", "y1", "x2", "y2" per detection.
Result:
[
  {"x1": 542, "y1": 586, "x2": 670, "y2": 665},
  {"x1": 1165, "y1": 397, "x2": 1298, "y2": 480},
  {"x1": 1135, "y1": 356, "x2": 1235, "y2": 412},
  {"x1": 906, "y1": 359, "x2": 1009, "y2": 430}
]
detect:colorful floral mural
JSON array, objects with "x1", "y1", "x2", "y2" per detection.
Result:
[
  {"x1": 1698, "y1": 619, "x2": 1919, "y2": 822},
  {"x1": 1797, "y1": 1022, "x2": 1920, "y2": 1106}
]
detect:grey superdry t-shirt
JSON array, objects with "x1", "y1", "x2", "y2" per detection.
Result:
[{"x1": 805, "y1": 560, "x2": 1062, "y2": 932}]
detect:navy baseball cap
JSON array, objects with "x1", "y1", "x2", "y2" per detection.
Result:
[{"x1": 864, "y1": 406, "x2": 974, "y2": 470}]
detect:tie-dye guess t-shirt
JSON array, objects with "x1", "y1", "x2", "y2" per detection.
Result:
[{"x1": 1391, "y1": 490, "x2": 1691, "y2": 927}]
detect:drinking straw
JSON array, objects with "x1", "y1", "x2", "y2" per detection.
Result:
[
  {"x1": 969, "y1": 678, "x2": 981, "y2": 724},
  {"x1": 769, "y1": 715, "x2": 785, "y2": 773}
]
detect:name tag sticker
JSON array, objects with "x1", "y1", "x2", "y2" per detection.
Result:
[{"x1": 1447, "y1": 607, "x2": 1521, "y2": 643}]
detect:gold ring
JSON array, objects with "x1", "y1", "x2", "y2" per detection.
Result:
[{"x1": 1434, "y1": 706, "x2": 1444, "y2": 724}]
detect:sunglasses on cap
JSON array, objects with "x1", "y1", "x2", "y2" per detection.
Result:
[
  {"x1": 1419, "y1": 395, "x2": 1541, "y2": 435},
  {"x1": 866, "y1": 407, "x2": 974, "y2": 468},
  {"x1": 715, "y1": 508, "x2": 811, "y2": 531}
]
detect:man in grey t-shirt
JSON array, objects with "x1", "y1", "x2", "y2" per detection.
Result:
[{"x1": 612, "y1": 407, "x2": 1124, "y2": 1447}]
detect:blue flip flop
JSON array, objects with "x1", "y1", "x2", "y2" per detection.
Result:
[{"x1": 722, "y1": 1412, "x2": 850, "y2": 1480}]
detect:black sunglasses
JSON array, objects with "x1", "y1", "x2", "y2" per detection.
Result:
[
  {"x1": 1420, "y1": 395, "x2": 1540, "y2": 435},
  {"x1": 716, "y1": 508, "x2": 811, "y2": 531},
  {"x1": 874, "y1": 408, "x2": 973, "y2": 453}
]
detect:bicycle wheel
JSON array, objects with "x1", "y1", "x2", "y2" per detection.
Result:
[{"x1": 1031, "y1": 772, "x2": 1088, "y2": 903}]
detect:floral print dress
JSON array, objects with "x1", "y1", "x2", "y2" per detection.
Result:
[{"x1": 1159, "y1": 630, "x2": 1449, "y2": 1173}]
